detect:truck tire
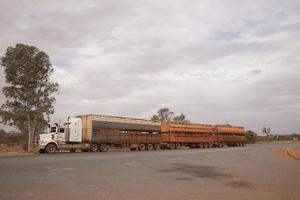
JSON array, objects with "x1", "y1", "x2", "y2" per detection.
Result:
[
  {"x1": 90, "y1": 143, "x2": 98, "y2": 152},
  {"x1": 70, "y1": 149, "x2": 76, "y2": 153},
  {"x1": 154, "y1": 144, "x2": 161, "y2": 150},
  {"x1": 138, "y1": 143, "x2": 146, "y2": 151},
  {"x1": 99, "y1": 144, "x2": 109, "y2": 152},
  {"x1": 45, "y1": 143, "x2": 57, "y2": 154},
  {"x1": 169, "y1": 143, "x2": 175, "y2": 150},
  {"x1": 204, "y1": 143, "x2": 208, "y2": 148},
  {"x1": 208, "y1": 143, "x2": 213, "y2": 148},
  {"x1": 147, "y1": 144, "x2": 154, "y2": 151},
  {"x1": 175, "y1": 143, "x2": 181, "y2": 149}
]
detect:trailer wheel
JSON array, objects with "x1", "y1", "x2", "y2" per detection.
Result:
[
  {"x1": 169, "y1": 143, "x2": 175, "y2": 150},
  {"x1": 138, "y1": 143, "x2": 146, "y2": 151},
  {"x1": 147, "y1": 144, "x2": 154, "y2": 151},
  {"x1": 70, "y1": 149, "x2": 76, "y2": 153},
  {"x1": 175, "y1": 143, "x2": 181, "y2": 149},
  {"x1": 203, "y1": 143, "x2": 208, "y2": 148},
  {"x1": 208, "y1": 143, "x2": 213, "y2": 148},
  {"x1": 45, "y1": 143, "x2": 57, "y2": 154},
  {"x1": 154, "y1": 144, "x2": 161, "y2": 150},
  {"x1": 90, "y1": 143, "x2": 98, "y2": 152},
  {"x1": 99, "y1": 144, "x2": 109, "y2": 152},
  {"x1": 199, "y1": 143, "x2": 204, "y2": 148}
]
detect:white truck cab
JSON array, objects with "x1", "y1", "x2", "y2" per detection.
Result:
[{"x1": 39, "y1": 118, "x2": 86, "y2": 153}]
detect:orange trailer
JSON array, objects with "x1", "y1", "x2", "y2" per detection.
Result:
[
  {"x1": 161, "y1": 122, "x2": 218, "y2": 149},
  {"x1": 213, "y1": 125, "x2": 246, "y2": 146}
]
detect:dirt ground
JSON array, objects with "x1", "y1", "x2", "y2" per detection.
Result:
[
  {"x1": 277, "y1": 148, "x2": 300, "y2": 161},
  {"x1": 287, "y1": 148, "x2": 300, "y2": 160}
]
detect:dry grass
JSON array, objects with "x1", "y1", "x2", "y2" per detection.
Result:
[{"x1": 0, "y1": 144, "x2": 25, "y2": 153}]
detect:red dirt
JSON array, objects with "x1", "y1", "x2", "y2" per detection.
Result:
[
  {"x1": 286, "y1": 148, "x2": 300, "y2": 160},
  {"x1": 277, "y1": 148, "x2": 300, "y2": 161}
]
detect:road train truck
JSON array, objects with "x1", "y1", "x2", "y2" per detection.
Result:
[{"x1": 38, "y1": 114, "x2": 161, "y2": 153}]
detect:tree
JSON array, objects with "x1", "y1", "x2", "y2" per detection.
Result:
[
  {"x1": 262, "y1": 127, "x2": 271, "y2": 136},
  {"x1": 151, "y1": 108, "x2": 190, "y2": 123},
  {"x1": 173, "y1": 113, "x2": 190, "y2": 123},
  {"x1": 0, "y1": 44, "x2": 58, "y2": 152},
  {"x1": 245, "y1": 130, "x2": 257, "y2": 143},
  {"x1": 151, "y1": 108, "x2": 174, "y2": 122}
]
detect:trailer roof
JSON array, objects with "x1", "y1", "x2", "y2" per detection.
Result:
[{"x1": 76, "y1": 114, "x2": 161, "y2": 125}]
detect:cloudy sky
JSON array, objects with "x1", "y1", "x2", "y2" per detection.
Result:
[{"x1": 0, "y1": 0, "x2": 300, "y2": 134}]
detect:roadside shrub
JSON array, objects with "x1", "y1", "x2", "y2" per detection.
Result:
[
  {"x1": 245, "y1": 130, "x2": 257, "y2": 144},
  {"x1": 0, "y1": 129, "x2": 27, "y2": 149}
]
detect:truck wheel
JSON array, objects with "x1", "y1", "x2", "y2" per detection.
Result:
[
  {"x1": 175, "y1": 143, "x2": 181, "y2": 149},
  {"x1": 208, "y1": 143, "x2": 213, "y2": 148},
  {"x1": 70, "y1": 149, "x2": 76, "y2": 153},
  {"x1": 90, "y1": 143, "x2": 98, "y2": 152},
  {"x1": 199, "y1": 143, "x2": 204, "y2": 148},
  {"x1": 45, "y1": 144, "x2": 57, "y2": 154},
  {"x1": 138, "y1": 144, "x2": 146, "y2": 151},
  {"x1": 154, "y1": 144, "x2": 161, "y2": 150},
  {"x1": 147, "y1": 144, "x2": 154, "y2": 151},
  {"x1": 169, "y1": 143, "x2": 175, "y2": 150},
  {"x1": 99, "y1": 144, "x2": 109, "y2": 152}
]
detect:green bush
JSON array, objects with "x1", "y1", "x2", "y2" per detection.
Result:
[{"x1": 245, "y1": 130, "x2": 257, "y2": 143}]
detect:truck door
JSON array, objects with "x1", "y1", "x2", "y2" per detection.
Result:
[{"x1": 57, "y1": 128, "x2": 65, "y2": 142}]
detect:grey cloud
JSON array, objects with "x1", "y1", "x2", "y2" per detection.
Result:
[
  {"x1": 250, "y1": 69, "x2": 262, "y2": 75},
  {"x1": 0, "y1": 0, "x2": 300, "y2": 134}
]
